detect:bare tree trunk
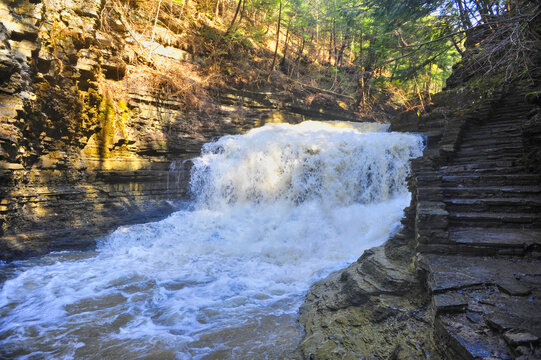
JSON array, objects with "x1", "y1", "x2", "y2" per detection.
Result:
[
  {"x1": 472, "y1": 0, "x2": 491, "y2": 26},
  {"x1": 225, "y1": 0, "x2": 243, "y2": 36},
  {"x1": 359, "y1": 22, "x2": 363, "y2": 65},
  {"x1": 451, "y1": 34, "x2": 465, "y2": 56},
  {"x1": 294, "y1": 36, "x2": 305, "y2": 77},
  {"x1": 349, "y1": 36, "x2": 355, "y2": 63},
  {"x1": 455, "y1": 0, "x2": 472, "y2": 29},
  {"x1": 315, "y1": 0, "x2": 319, "y2": 44},
  {"x1": 336, "y1": 31, "x2": 350, "y2": 67},
  {"x1": 281, "y1": 20, "x2": 291, "y2": 66},
  {"x1": 149, "y1": 0, "x2": 163, "y2": 61},
  {"x1": 331, "y1": 18, "x2": 336, "y2": 65},
  {"x1": 267, "y1": 0, "x2": 282, "y2": 82},
  {"x1": 238, "y1": 0, "x2": 246, "y2": 26}
]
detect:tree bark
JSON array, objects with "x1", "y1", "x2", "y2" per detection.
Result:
[
  {"x1": 225, "y1": 0, "x2": 243, "y2": 36},
  {"x1": 238, "y1": 0, "x2": 246, "y2": 27},
  {"x1": 293, "y1": 36, "x2": 305, "y2": 77},
  {"x1": 455, "y1": 0, "x2": 473, "y2": 29},
  {"x1": 281, "y1": 20, "x2": 291, "y2": 66},
  {"x1": 267, "y1": 0, "x2": 282, "y2": 82}
]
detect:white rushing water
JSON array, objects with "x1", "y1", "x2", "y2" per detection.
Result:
[{"x1": 0, "y1": 121, "x2": 424, "y2": 359}]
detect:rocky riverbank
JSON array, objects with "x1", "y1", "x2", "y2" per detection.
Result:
[
  {"x1": 298, "y1": 76, "x2": 541, "y2": 359},
  {"x1": 298, "y1": 6, "x2": 541, "y2": 356},
  {"x1": 2, "y1": 0, "x2": 541, "y2": 358}
]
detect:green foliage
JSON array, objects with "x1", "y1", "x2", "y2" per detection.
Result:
[
  {"x1": 176, "y1": 0, "x2": 529, "y2": 110},
  {"x1": 525, "y1": 92, "x2": 541, "y2": 106}
]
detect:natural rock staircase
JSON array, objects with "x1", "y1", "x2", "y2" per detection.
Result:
[
  {"x1": 419, "y1": 91, "x2": 541, "y2": 359},
  {"x1": 299, "y1": 88, "x2": 541, "y2": 359}
]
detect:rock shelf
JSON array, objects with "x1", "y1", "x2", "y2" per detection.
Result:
[{"x1": 299, "y1": 87, "x2": 541, "y2": 359}]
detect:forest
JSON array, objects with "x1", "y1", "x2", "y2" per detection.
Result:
[{"x1": 105, "y1": 0, "x2": 539, "y2": 116}]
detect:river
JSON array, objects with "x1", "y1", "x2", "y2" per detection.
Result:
[{"x1": 0, "y1": 121, "x2": 424, "y2": 359}]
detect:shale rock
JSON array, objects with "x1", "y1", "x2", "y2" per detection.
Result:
[
  {"x1": 298, "y1": 233, "x2": 440, "y2": 360},
  {"x1": 0, "y1": 0, "x2": 361, "y2": 260},
  {"x1": 299, "y1": 80, "x2": 541, "y2": 359}
]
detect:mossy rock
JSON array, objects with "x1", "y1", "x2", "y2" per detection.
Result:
[{"x1": 525, "y1": 91, "x2": 541, "y2": 105}]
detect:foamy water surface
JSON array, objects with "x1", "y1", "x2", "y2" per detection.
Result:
[{"x1": 0, "y1": 121, "x2": 424, "y2": 359}]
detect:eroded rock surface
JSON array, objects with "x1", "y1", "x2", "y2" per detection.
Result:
[
  {"x1": 299, "y1": 82, "x2": 541, "y2": 359},
  {"x1": 0, "y1": 0, "x2": 359, "y2": 260},
  {"x1": 298, "y1": 235, "x2": 438, "y2": 359}
]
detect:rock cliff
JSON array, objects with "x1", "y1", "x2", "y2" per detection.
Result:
[
  {"x1": 298, "y1": 23, "x2": 541, "y2": 360},
  {"x1": 0, "y1": 0, "x2": 358, "y2": 260}
]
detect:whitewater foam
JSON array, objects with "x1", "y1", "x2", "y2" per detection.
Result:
[{"x1": 0, "y1": 121, "x2": 423, "y2": 359}]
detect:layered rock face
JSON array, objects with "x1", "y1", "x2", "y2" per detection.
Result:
[
  {"x1": 299, "y1": 7, "x2": 541, "y2": 357},
  {"x1": 0, "y1": 0, "x2": 195, "y2": 259},
  {"x1": 420, "y1": 89, "x2": 541, "y2": 360},
  {"x1": 299, "y1": 81, "x2": 541, "y2": 358},
  {"x1": 0, "y1": 0, "x2": 351, "y2": 260}
]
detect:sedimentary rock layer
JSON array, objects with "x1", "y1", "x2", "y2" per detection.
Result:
[
  {"x1": 299, "y1": 83, "x2": 541, "y2": 359},
  {"x1": 0, "y1": 0, "x2": 357, "y2": 260}
]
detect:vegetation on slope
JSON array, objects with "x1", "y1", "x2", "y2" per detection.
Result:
[{"x1": 101, "y1": 0, "x2": 538, "y2": 121}]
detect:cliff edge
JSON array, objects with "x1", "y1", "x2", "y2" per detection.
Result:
[{"x1": 298, "y1": 10, "x2": 541, "y2": 359}]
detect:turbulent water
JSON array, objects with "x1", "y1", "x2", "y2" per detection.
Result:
[{"x1": 0, "y1": 121, "x2": 424, "y2": 359}]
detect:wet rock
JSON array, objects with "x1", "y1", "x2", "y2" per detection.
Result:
[
  {"x1": 416, "y1": 202, "x2": 448, "y2": 230},
  {"x1": 504, "y1": 330, "x2": 539, "y2": 347},
  {"x1": 299, "y1": 233, "x2": 438, "y2": 359},
  {"x1": 370, "y1": 304, "x2": 398, "y2": 323},
  {"x1": 300, "y1": 77, "x2": 541, "y2": 359},
  {"x1": 433, "y1": 292, "x2": 468, "y2": 314},
  {"x1": 435, "y1": 314, "x2": 513, "y2": 360},
  {"x1": 497, "y1": 282, "x2": 532, "y2": 296}
]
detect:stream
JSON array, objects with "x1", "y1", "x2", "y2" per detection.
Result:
[{"x1": 0, "y1": 121, "x2": 424, "y2": 359}]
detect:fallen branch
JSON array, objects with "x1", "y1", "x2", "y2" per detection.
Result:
[
  {"x1": 111, "y1": 0, "x2": 154, "y2": 64},
  {"x1": 293, "y1": 80, "x2": 354, "y2": 101},
  {"x1": 149, "y1": 0, "x2": 163, "y2": 61}
]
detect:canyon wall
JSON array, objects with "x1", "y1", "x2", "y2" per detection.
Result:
[
  {"x1": 298, "y1": 28, "x2": 541, "y2": 360},
  {"x1": 0, "y1": 0, "x2": 357, "y2": 260}
]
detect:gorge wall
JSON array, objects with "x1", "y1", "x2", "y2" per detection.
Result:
[
  {"x1": 298, "y1": 33, "x2": 541, "y2": 360},
  {"x1": 0, "y1": 0, "x2": 359, "y2": 260},
  {"x1": 2, "y1": 0, "x2": 541, "y2": 358}
]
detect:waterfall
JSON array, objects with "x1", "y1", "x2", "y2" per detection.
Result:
[
  {"x1": 0, "y1": 121, "x2": 424, "y2": 359},
  {"x1": 167, "y1": 159, "x2": 190, "y2": 198}
]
